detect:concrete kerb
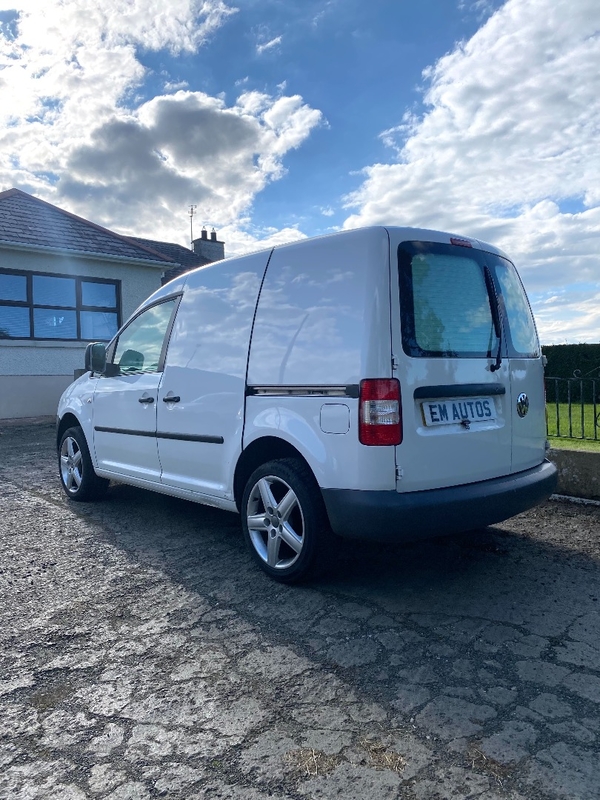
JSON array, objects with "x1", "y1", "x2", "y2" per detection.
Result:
[
  {"x1": 548, "y1": 447, "x2": 600, "y2": 502},
  {"x1": 0, "y1": 417, "x2": 597, "y2": 502}
]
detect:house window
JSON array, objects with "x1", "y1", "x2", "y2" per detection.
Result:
[{"x1": 0, "y1": 269, "x2": 120, "y2": 341}]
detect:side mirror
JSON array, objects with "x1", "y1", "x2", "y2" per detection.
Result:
[{"x1": 85, "y1": 342, "x2": 107, "y2": 373}]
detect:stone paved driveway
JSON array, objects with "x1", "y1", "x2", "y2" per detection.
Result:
[{"x1": 1, "y1": 422, "x2": 600, "y2": 799}]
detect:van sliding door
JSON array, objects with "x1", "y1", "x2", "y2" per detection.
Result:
[{"x1": 156, "y1": 252, "x2": 271, "y2": 499}]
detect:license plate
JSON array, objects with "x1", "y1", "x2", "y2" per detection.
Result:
[{"x1": 421, "y1": 396, "x2": 496, "y2": 426}]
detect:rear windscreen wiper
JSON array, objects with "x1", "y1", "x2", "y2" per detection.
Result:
[{"x1": 484, "y1": 266, "x2": 503, "y2": 372}]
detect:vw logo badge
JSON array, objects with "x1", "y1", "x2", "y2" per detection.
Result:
[{"x1": 517, "y1": 392, "x2": 529, "y2": 418}]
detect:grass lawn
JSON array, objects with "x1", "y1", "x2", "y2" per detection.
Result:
[
  {"x1": 546, "y1": 402, "x2": 600, "y2": 441},
  {"x1": 548, "y1": 437, "x2": 600, "y2": 453}
]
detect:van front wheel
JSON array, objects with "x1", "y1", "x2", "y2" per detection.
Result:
[
  {"x1": 241, "y1": 458, "x2": 330, "y2": 583},
  {"x1": 59, "y1": 426, "x2": 109, "y2": 502}
]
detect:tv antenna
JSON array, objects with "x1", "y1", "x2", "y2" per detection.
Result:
[{"x1": 189, "y1": 204, "x2": 197, "y2": 250}]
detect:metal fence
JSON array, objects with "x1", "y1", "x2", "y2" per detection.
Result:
[{"x1": 545, "y1": 373, "x2": 600, "y2": 441}]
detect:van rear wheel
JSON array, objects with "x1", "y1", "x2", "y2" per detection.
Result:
[{"x1": 241, "y1": 458, "x2": 331, "y2": 583}]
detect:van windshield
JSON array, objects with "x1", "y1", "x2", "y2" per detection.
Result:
[{"x1": 398, "y1": 241, "x2": 539, "y2": 359}]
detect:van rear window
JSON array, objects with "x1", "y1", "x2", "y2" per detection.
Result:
[
  {"x1": 398, "y1": 241, "x2": 539, "y2": 359},
  {"x1": 399, "y1": 242, "x2": 498, "y2": 358}
]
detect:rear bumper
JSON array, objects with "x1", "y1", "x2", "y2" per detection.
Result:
[{"x1": 322, "y1": 459, "x2": 557, "y2": 542}]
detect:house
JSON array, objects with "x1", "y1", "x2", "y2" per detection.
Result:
[
  {"x1": 128, "y1": 227, "x2": 225, "y2": 284},
  {"x1": 0, "y1": 188, "x2": 224, "y2": 420}
]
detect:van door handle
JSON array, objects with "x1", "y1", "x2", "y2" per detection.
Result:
[
  {"x1": 163, "y1": 395, "x2": 180, "y2": 403},
  {"x1": 138, "y1": 396, "x2": 154, "y2": 404}
]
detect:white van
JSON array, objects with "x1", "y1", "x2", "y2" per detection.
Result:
[{"x1": 57, "y1": 226, "x2": 557, "y2": 582}]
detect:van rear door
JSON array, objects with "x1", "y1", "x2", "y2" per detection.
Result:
[
  {"x1": 485, "y1": 254, "x2": 546, "y2": 473},
  {"x1": 390, "y1": 237, "x2": 512, "y2": 493}
]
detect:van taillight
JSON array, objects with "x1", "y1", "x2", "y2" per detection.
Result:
[{"x1": 359, "y1": 378, "x2": 402, "y2": 446}]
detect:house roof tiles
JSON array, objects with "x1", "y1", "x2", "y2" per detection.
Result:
[
  {"x1": 127, "y1": 236, "x2": 209, "y2": 269},
  {"x1": 0, "y1": 188, "x2": 174, "y2": 265}
]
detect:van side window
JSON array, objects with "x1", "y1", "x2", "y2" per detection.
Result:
[
  {"x1": 113, "y1": 298, "x2": 177, "y2": 374},
  {"x1": 399, "y1": 243, "x2": 498, "y2": 358}
]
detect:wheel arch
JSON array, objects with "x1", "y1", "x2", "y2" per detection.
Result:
[
  {"x1": 57, "y1": 416, "x2": 109, "y2": 501},
  {"x1": 57, "y1": 412, "x2": 82, "y2": 449},
  {"x1": 233, "y1": 436, "x2": 320, "y2": 511}
]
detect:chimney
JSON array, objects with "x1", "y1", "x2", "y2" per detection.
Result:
[{"x1": 193, "y1": 226, "x2": 225, "y2": 262}]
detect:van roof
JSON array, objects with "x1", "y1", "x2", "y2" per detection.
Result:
[
  {"x1": 214, "y1": 225, "x2": 509, "y2": 264},
  {"x1": 153, "y1": 225, "x2": 510, "y2": 303}
]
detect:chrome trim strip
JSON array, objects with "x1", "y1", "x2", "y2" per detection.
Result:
[{"x1": 247, "y1": 384, "x2": 360, "y2": 398}]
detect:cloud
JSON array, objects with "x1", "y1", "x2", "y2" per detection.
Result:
[
  {"x1": 533, "y1": 288, "x2": 600, "y2": 345},
  {"x1": 220, "y1": 222, "x2": 307, "y2": 255},
  {"x1": 312, "y1": 2, "x2": 337, "y2": 28},
  {"x1": 59, "y1": 90, "x2": 321, "y2": 232},
  {"x1": 0, "y1": 0, "x2": 322, "y2": 252},
  {"x1": 0, "y1": 1, "x2": 237, "y2": 125},
  {"x1": 256, "y1": 35, "x2": 282, "y2": 55},
  {"x1": 458, "y1": 0, "x2": 499, "y2": 19},
  {"x1": 163, "y1": 79, "x2": 189, "y2": 91},
  {"x1": 343, "y1": 0, "x2": 600, "y2": 343}
]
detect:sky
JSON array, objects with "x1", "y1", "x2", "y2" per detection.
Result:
[{"x1": 0, "y1": 0, "x2": 599, "y2": 344}]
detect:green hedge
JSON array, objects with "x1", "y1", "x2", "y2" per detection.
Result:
[{"x1": 542, "y1": 343, "x2": 600, "y2": 380}]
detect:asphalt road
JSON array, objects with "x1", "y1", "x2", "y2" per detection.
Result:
[{"x1": 1, "y1": 421, "x2": 600, "y2": 800}]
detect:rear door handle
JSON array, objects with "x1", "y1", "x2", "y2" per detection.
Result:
[
  {"x1": 163, "y1": 395, "x2": 180, "y2": 403},
  {"x1": 138, "y1": 396, "x2": 154, "y2": 404}
]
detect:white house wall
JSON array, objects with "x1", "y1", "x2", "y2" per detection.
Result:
[{"x1": 0, "y1": 248, "x2": 164, "y2": 420}]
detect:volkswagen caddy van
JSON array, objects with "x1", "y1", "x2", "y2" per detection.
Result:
[{"x1": 57, "y1": 226, "x2": 557, "y2": 582}]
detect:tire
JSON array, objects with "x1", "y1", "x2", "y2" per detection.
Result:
[
  {"x1": 241, "y1": 458, "x2": 332, "y2": 583},
  {"x1": 58, "y1": 426, "x2": 109, "y2": 502}
]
